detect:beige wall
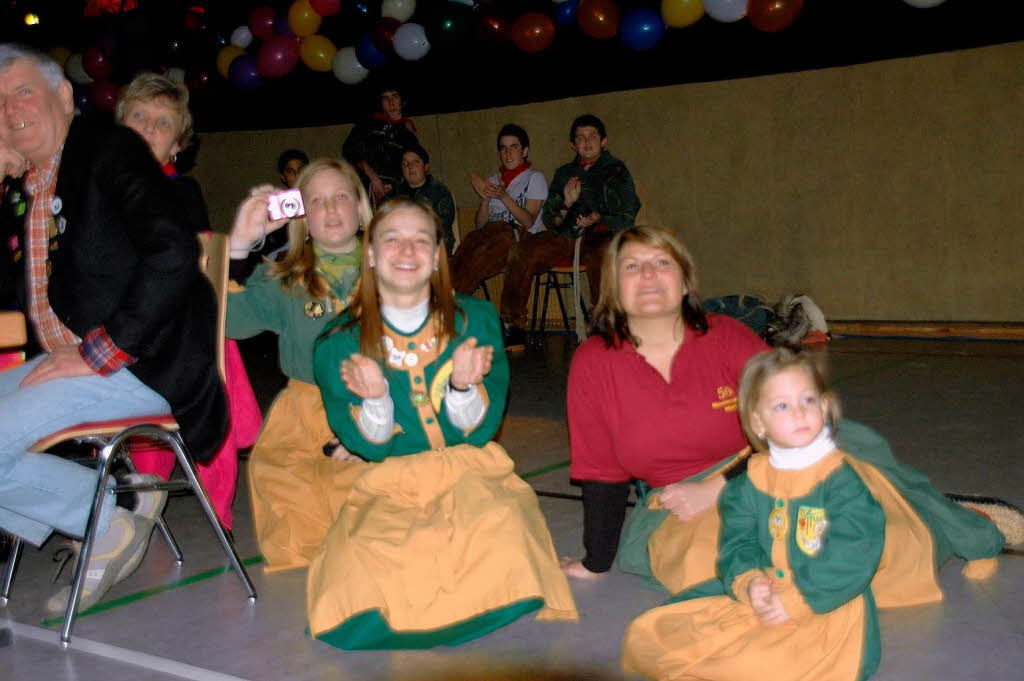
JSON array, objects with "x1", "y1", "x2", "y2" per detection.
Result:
[{"x1": 194, "y1": 41, "x2": 1024, "y2": 322}]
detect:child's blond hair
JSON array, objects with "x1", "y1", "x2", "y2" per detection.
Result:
[{"x1": 738, "y1": 347, "x2": 841, "y2": 451}]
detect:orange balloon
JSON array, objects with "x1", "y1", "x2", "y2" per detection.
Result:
[
  {"x1": 748, "y1": 0, "x2": 805, "y2": 32},
  {"x1": 288, "y1": 0, "x2": 323, "y2": 38},
  {"x1": 216, "y1": 45, "x2": 245, "y2": 79},
  {"x1": 300, "y1": 34, "x2": 337, "y2": 72},
  {"x1": 578, "y1": 0, "x2": 621, "y2": 40},
  {"x1": 661, "y1": 0, "x2": 704, "y2": 28},
  {"x1": 49, "y1": 46, "x2": 72, "y2": 68},
  {"x1": 512, "y1": 12, "x2": 556, "y2": 53}
]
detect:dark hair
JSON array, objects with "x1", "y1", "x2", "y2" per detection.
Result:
[
  {"x1": 403, "y1": 143, "x2": 429, "y2": 165},
  {"x1": 590, "y1": 225, "x2": 709, "y2": 348},
  {"x1": 569, "y1": 114, "x2": 606, "y2": 142},
  {"x1": 497, "y1": 123, "x2": 530, "y2": 150},
  {"x1": 277, "y1": 149, "x2": 309, "y2": 175}
]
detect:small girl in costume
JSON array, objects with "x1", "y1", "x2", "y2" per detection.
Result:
[{"x1": 623, "y1": 348, "x2": 887, "y2": 681}]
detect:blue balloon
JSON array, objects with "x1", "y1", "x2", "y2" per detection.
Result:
[
  {"x1": 620, "y1": 8, "x2": 665, "y2": 51},
  {"x1": 554, "y1": 0, "x2": 579, "y2": 27},
  {"x1": 356, "y1": 33, "x2": 388, "y2": 69},
  {"x1": 229, "y1": 54, "x2": 263, "y2": 91}
]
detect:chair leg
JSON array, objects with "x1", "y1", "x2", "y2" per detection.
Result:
[
  {"x1": 60, "y1": 443, "x2": 118, "y2": 646},
  {"x1": 478, "y1": 279, "x2": 491, "y2": 301},
  {"x1": 121, "y1": 447, "x2": 184, "y2": 563},
  {"x1": 1, "y1": 536, "x2": 23, "y2": 606},
  {"x1": 528, "y1": 273, "x2": 543, "y2": 346},
  {"x1": 552, "y1": 272, "x2": 572, "y2": 334},
  {"x1": 166, "y1": 432, "x2": 256, "y2": 601},
  {"x1": 539, "y1": 273, "x2": 555, "y2": 339}
]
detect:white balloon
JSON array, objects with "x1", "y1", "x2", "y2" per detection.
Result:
[
  {"x1": 165, "y1": 67, "x2": 186, "y2": 84},
  {"x1": 230, "y1": 25, "x2": 254, "y2": 49},
  {"x1": 333, "y1": 46, "x2": 369, "y2": 84},
  {"x1": 393, "y1": 22, "x2": 430, "y2": 61},
  {"x1": 902, "y1": 0, "x2": 946, "y2": 7},
  {"x1": 64, "y1": 52, "x2": 93, "y2": 85},
  {"x1": 382, "y1": 0, "x2": 416, "y2": 23},
  {"x1": 703, "y1": 0, "x2": 746, "y2": 23}
]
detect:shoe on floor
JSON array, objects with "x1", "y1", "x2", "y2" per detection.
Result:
[
  {"x1": 45, "y1": 507, "x2": 154, "y2": 614},
  {"x1": 504, "y1": 325, "x2": 527, "y2": 353},
  {"x1": 123, "y1": 472, "x2": 168, "y2": 523}
]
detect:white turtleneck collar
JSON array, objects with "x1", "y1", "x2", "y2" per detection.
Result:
[
  {"x1": 381, "y1": 298, "x2": 430, "y2": 334},
  {"x1": 768, "y1": 425, "x2": 837, "y2": 471}
]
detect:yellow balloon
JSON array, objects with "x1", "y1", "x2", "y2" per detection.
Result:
[
  {"x1": 216, "y1": 45, "x2": 245, "y2": 79},
  {"x1": 661, "y1": 0, "x2": 704, "y2": 28},
  {"x1": 288, "y1": 0, "x2": 323, "y2": 38},
  {"x1": 49, "y1": 46, "x2": 71, "y2": 68},
  {"x1": 300, "y1": 35, "x2": 337, "y2": 72}
]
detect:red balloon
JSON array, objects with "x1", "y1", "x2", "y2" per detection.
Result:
[
  {"x1": 578, "y1": 0, "x2": 621, "y2": 40},
  {"x1": 748, "y1": 0, "x2": 805, "y2": 32},
  {"x1": 511, "y1": 12, "x2": 556, "y2": 54},
  {"x1": 371, "y1": 17, "x2": 402, "y2": 54},
  {"x1": 82, "y1": 45, "x2": 114, "y2": 80},
  {"x1": 90, "y1": 80, "x2": 118, "y2": 113},
  {"x1": 249, "y1": 6, "x2": 277, "y2": 41},
  {"x1": 477, "y1": 14, "x2": 510, "y2": 43},
  {"x1": 258, "y1": 35, "x2": 301, "y2": 78},
  {"x1": 187, "y1": 69, "x2": 212, "y2": 91},
  {"x1": 309, "y1": 0, "x2": 341, "y2": 16}
]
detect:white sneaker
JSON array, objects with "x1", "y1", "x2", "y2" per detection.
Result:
[
  {"x1": 122, "y1": 473, "x2": 168, "y2": 524},
  {"x1": 45, "y1": 507, "x2": 153, "y2": 614}
]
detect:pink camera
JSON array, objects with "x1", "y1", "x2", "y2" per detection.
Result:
[{"x1": 267, "y1": 189, "x2": 305, "y2": 220}]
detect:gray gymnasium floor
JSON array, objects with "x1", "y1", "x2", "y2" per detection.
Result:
[{"x1": 3, "y1": 334, "x2": 1023, "y2": 680}]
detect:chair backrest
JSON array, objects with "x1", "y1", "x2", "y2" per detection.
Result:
[
  {"x1": 0, "y1": 311, "x2": 26, "y2": 350},
  {"x1": 450, "y1": 194, "x2": 461, "y2": 252},
  {"x1": 196, "y1": 231, "x2": 229, "y2": 382},
  {"x1": 458, "y1": 204, "x2": 478, "y2": 242},
  {"x1": 634, "y1": 177, "x2": 649, "y2": 227}
]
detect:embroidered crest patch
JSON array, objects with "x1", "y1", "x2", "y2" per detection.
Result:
[{"x1": 796, "y1": 506, "x2": 829, "y2": 556}]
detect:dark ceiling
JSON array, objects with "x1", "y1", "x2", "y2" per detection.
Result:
[{"x1": 3, "y1": 0, "x2": 1023, "y2": 132}]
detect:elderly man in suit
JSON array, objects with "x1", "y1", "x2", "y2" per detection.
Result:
[{"x1": 0, "y1": 44, "x2": 227, "y2": 611}]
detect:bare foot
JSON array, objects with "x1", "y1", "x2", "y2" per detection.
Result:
[{"x1": 560, "y1": 556, "x2": 606, "y2": 580}]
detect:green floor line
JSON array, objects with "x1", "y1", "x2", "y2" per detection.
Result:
[
  {"x1": 520, "y1": 459, "x2": 570, "y2": 480},
  {"x1": 40, "y1": 555, "x2": 264, "y2": 628}
]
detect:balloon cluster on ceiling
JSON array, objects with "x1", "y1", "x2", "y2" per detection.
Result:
[{"x1": 47, "y1": 0, "x2": 952, "y2": 105}]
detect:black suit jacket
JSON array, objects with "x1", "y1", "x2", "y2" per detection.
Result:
[{"x1": 44, "y1": 117, "x2": 227, "y2": 460}]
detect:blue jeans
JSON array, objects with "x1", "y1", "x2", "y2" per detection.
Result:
[{"x1": 0, "y1": 354, "x2": 171, "y2": 546}]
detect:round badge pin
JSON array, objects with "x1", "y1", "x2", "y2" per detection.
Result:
[{"x1": 51, "y1": 196, "x2": 62, "y2": 215}]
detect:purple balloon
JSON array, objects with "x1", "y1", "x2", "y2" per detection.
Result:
[
  {"x1": 355, "y1": 33, "x2": 388, "y2": 69},
  {"x1": 620, "y1": 8, "x2": 665, "y2": 51},
  {"x1": 72, "y1": 84, "x2": 92, "y2": 114},
  {"x1": 274, "y1": 10, "x2": 295, "y2": 38},
  {"x1": 554, "y1": 0, "x2": 579, "y2": 27},
  {"x1": 229, "y1": 54, "x2": 263, "y2": 91}
]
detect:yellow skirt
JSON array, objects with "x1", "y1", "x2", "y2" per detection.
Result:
[
  {"x1": 648, "y1": 455, "x2": 945, "y2": 608},
  {"x1": 248, "y1": 380, "x2": 365, "y2": 571},
  {"x1": 306, "y1": 442, "x2": 578, "y2": 649},
  {"x1": 623, "y1": 592, "x2": 872, "y2": 681}
]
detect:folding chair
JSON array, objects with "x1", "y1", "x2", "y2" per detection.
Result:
[{"x1": 0, "y1": 232, "x2": 256, "y2": 646}]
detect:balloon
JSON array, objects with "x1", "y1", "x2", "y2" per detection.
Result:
[
  {"x1": 165, "y1": 67, "x2": 186, "y2": 84},
  {"x1": 578, "y1": 0, "x2": 620, "y2": 40},
  {"x1": 48, "y1": 46, "x2": 71, "y2": 69},
  {"x1": 258, "y1": 35, "x2": 301, "y2": 77},
  {"x1": 230, "y1": 25, "x2": 253, "y2": 48},
  {"x1": 702, "y1": 0, "x2": 745, "y2": 23},
  {"x1": 249, "y1": 6, "x2": 276, "y2": 40},
  {"x1": 511, "y1": 12, "x2": 556, "y2": 54},
  {"x1": 186, "y1": 69, "x2": 212, "y2": 91},
  {"x1": 72, "y1": 85, "x2": 92, "y2": 114},
  {"x1": 355, "y1": 33, "x2": 389, "y2": 69},
  {"x1": 748, "y1": 0, "x2": 804, "y2": 32},
  {"x1": 554, "y1": 0, "x2": 579, "y2": 26},
  {"x1": 229, "y1": 55, "x2": 263, "y2": 91},
  {"x1": 430, "y1": 6, "x2": 473, "y2": 49},
  {"x1": 310, "y1": 0, "x2": 342, "y2": 16},
  {"x1": 382, "y1": 0, "x2": 416, "y2": 23},
  {"x1": 64, "y1": 53, "x2": 93, "y2": 85},
  {"x1": 288, "y1": 0, "x2": 322, "y2": 37},
  {"x1": 300, "y1": 35, "x2": 337, "y2": 71},
  {"x1": 393, "y1": 22, "x2": 430, "y2": 61},
  {"x1": 214, "y1": 33, "x2": 229, "y2": 48},
  {"x1": 83, "y1": 46, "x2": 114, "y2": 80},
  {"x1": 620, "y1": 8, "x2": 665, "y2": 51},
  {"x1": 275, "y1": 10, "x2": 296, "y2": 38},
  {"x1": 333, "y1": 46, "x2": 369, "y2": 84},
  {"x1": 90, "y1": 80, "x2": 118, "y2": 113},
  {"x1": 903, "y1": 0, "x2": 946, "y2": 6},
  {"x1": 477, "y1": 13, "x2": 510, "y2": 43},
  {"x1": 371, "y1": 17, "x2": 402, "y2": 53},
  {"x1": 216, "y1": 45, "x2": 245, "y2": 79},
  {"x1": 660, "y1": 0, "x2": 703, "y2": 28}
]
